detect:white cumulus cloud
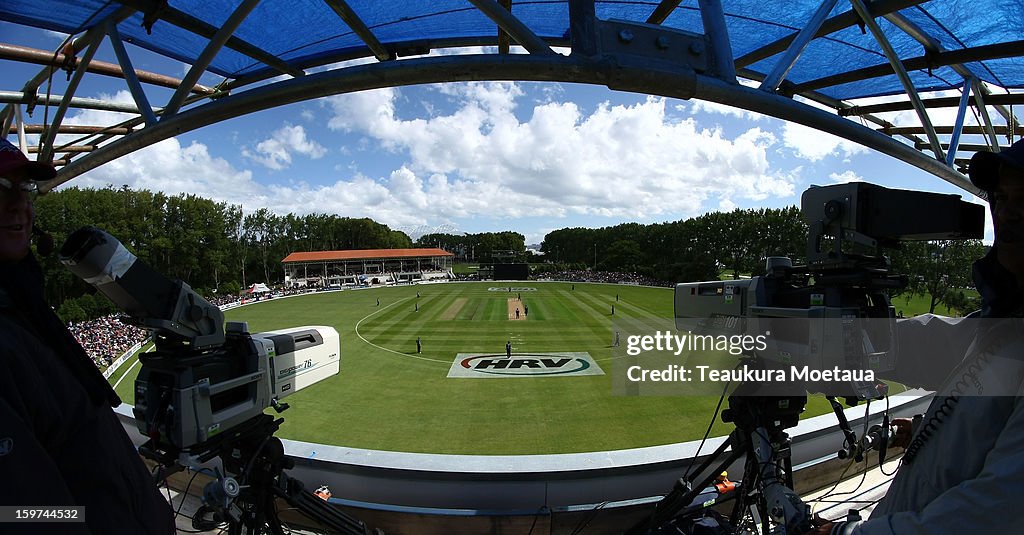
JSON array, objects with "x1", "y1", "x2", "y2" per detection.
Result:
[
  {"x1": 243, "y1": 124, "x2": 326, "y2": 170},
  {"x1": 781, "y1": 121, "x2": 869, "y2": 162},
  {"x1": 829, "y1": 170, "x2": 864, "y2": 183},
  {"x1": 47, "y1": 84, "x2": 807, "y2": 234},
  {"x1": 321, "y1": 83, "x2": 797, "y2": 222}
]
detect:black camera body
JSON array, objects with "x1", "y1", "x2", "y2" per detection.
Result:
[
  {"x1": 59, "y1": 227, "x2": 339, "y2": 455},
  {"x1": 673, "y1": 182, "x2": 985, "y2": 399}
]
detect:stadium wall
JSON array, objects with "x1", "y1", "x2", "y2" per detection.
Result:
[{"x1": 113, "y1": 394, "x2": 929, "y2": 530}]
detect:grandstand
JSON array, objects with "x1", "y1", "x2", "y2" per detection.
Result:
[{"x1": 281, "y1": 248, "x2": 455, "y2": 287}]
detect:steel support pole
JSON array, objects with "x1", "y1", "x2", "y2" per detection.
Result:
[
  {"x1": 691, "y1": 72, "x2": 977, "y2": 193},
  {"x1": 851, "y1": 0, "x2": 944, "y2": 162},
  {"x1": 163, "y1": 0, "x2": 262, "y2": 118},
  {"x1": 569, "y1": 0, "x2": 598, "y2": 58},
  {"x1": 467, "y1": 0, "x2": 555, "y2": 56},
  {"x1": 647, "y1": 0, "x2": 683, "y2": 25},
  {"x1": 15, "y1": 106, "x2": 27, "y2": 154},
  {"x1": 0, "y1": 106, "x2": 12, "y2": 138},
  {"x1": 0, "y1": 91, "x2": 153, "y2": 114},
  {"x1": 107, "y1": 21, "x2": 158, "y2": 126},
  {"x1": 885, "y1": 11, "x2": 1019, "y2": 134},
  {"x1": 697, "y1": 0, "x2": 736, "y2": 81},
  {"x1": 0, "y1": 42, "x2": 215, "y2": 95},
  {"x1": 736, "y1": 0, "x2": 924, "y2": 68},
  {"x1": 946, "y1": 80, "x2": 972, "y2": 167},
  {"x1": 323, "y1": 0, "x2": 394, "y2": 61},
  {"x1": 760, "y1": 0, "x2": 839, "y2": 92},
  {"x1": 0, "y1": 6, "x2": 135, "y2": 122},
  {"x1": 971, "y1": 80, "x2": 1001, "y2": 152},
  {"x1": 51, "y1": 53, "x2": 977, "y2": 198},
  {"x1": 39, "y1": 36, "x2": 102, "y2": 163}
]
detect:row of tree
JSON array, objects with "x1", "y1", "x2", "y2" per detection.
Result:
[
  {"x1": 33, "y1": 186, "x2": 985, "y2": 321},
  {"x1": 540, "y1": 207, "x2": 809, "y2": 283},
  {"x1": 34, "y1": 186, "x2": 412, "y2": 317},
  {"x1": 889, "y1": 240, "x2": 986, "y2": 314},
  {"x1": 415, "y1": 231, "x2": 526, "y2": 261},
  {"x1": 539, "y1": 208, "x2": 986, "y2": 315}
]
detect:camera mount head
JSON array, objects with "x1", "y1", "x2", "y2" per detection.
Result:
[{"x1": 58, "y1": 226, "x2": 225, "y2": 349}]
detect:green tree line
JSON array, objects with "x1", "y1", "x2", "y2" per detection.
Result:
[
  {"x1": 540, "y1": 207, "x2": 809, "y2": 283},
  {"x1": 415, "y1": 231, "x2": 526, "y2": 261},
  {"x1": 34, "y1": 186, "x2": 412, "y2": 321},
  {"x1": 33, "y1": 187, "x2": 985, "y2": 322},
  {"x1": 539, "y1": 208, "x2": 985, "y2": 315}
]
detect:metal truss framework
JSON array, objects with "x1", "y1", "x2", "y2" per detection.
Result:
[{"x1": 1, "y1": 0, "x2": 1022, "y2": 197}]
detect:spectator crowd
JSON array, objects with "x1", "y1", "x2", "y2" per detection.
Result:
[
  {"x1": 72, "y1": 272, "x2": 667, "y2": 372},
  {"x1": 68, "y1": 314, "x2": 149, "y2": 368},
  {"x1": 69, "y1": 288, "x2": 324, "y2": 371},
  {"x1": 540, "y1": 269, "x2": 671, "y2": 287}
]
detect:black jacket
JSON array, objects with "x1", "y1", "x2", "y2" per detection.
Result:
[{"x1": 0, "y1": 255, "x2": 174, "y2": 534}]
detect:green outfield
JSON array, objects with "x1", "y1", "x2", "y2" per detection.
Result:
[{"x1": 109, "y1": 282, "x2": 836, "y2": 455}]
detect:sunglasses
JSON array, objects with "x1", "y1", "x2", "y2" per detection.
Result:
[{"x1": 0, "y1": 177, "x2": 39, "y2": 198}]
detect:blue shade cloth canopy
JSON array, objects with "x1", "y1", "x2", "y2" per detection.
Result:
[{"x1": 1, "y1": 1, "x2": 1021, "y2": 192}]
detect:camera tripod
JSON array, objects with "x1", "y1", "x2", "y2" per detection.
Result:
[
  {"x1": 627, "y1": 383, "x2": 812, "y2": 535},
  {"x1": 146, "y1": 415, "x2": 381, "y2": 535}
]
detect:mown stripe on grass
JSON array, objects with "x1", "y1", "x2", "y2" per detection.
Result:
[
  {"x1": 601, "y1": 293, "x2": 659, "y2": 318},
  {"x1": 555, "y1": 289, "x2": 612, "y2": 341},
  {"x1": 440, "y1": 297, "x2": 467, "y2": 320},
  {"x1": 485, "y1": 297, "x2": 505, "y2": 321},
  {"x1": 571, "y1": 287, "x2": 623, "y2": 318},
  {"x1": 353, "y1": 302, "x2": 450, "y2": 364},
  {"x1": 454, "y1": 297, "x2": 481, "y2": 321}
]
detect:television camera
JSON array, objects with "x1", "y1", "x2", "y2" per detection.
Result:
[
  {"x1": 674, "y1": 182, "x2": 984, "y2": 400},
  {"x1": 59, "y1": 227, "x2": 378, "y2": 535},
  {"x1": 631, "y1": 183, "x2": 984, "y2": 535}
]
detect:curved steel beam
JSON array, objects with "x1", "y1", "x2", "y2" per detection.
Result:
[
  {"x1": 53, "y1": 53, "x2": 697, "y2": 186},
  {"x1": 52, "y1": 53, "x2": 978, "y2": 196},
  {"x1": 693, "y1": 76, "x2": 978, "y2": 194}
]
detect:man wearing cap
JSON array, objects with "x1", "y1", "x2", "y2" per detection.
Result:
[
  {"x1": 815, "y1": 141, "x2": 1024, "y2": 534},
  {"x1": 0, "y1": 139, "x2": 174, "y2": 534}
]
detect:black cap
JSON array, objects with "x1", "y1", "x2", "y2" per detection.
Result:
[
  {"x1": 969, "y1": 138, "x2": 1024, "y2": 191},
  {"x1": 0, "y1": 138, "x2": 56, "y2": 180}
]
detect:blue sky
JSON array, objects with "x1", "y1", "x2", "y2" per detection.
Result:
[{"x1": 2, "y1": 22, "x2": 991, "y2": 244}]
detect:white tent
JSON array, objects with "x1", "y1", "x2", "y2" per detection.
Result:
[{"x1": 246, "y1": 283, "x2": 271, "y2": 294}]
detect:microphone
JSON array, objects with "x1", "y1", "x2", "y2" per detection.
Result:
[{"x1": 33, "y1": 225, "x2": 54, "y2": 256}]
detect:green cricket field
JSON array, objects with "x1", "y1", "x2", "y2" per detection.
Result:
[{"x1": 109, "y1": 282, "x2": 832, "y2": 455}]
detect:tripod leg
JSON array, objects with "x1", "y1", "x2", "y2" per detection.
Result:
[
  {"x1": 265, "y1": 496, "x2": 285, "y2": 535},
  {"x1": 627, "y1": 432, "x2": 746, "y2": 535},
  {"x1": 266, "y1": 475, "x2": 374, "y2": 535}
]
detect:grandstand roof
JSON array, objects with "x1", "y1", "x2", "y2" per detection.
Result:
[
  {"x1": 3, "y1": 1, "x2": 1023, "y2": 197},
  {"x1": 282, "y1": 248, "x2": 454, "y2": 264}
]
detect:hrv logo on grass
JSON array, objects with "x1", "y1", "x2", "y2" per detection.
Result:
[{"x1": 448, "y1": 352, "x2": 604, "y2": 378}]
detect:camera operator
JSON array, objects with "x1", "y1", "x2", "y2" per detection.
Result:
[
  {"x1": 0, "y1": 139, "x2": 174, "y2": 534},
  {"x1": 814, "y1": 142, "x2": 1024, "y2": 534}
]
